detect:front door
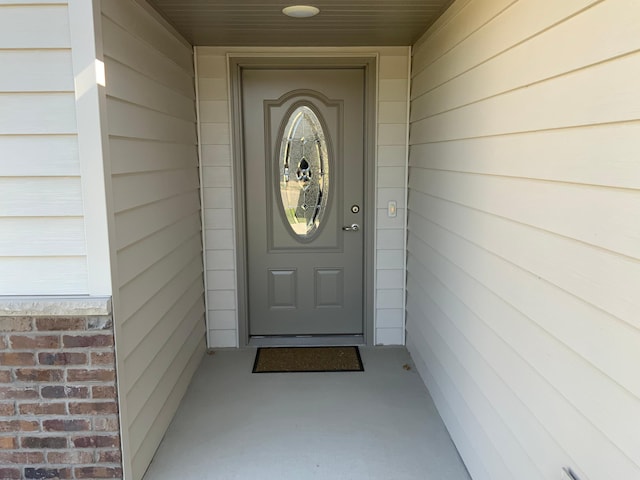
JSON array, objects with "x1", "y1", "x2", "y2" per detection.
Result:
[{"x1": 241, "y1": 67, "x2": 365, "y2": 336}]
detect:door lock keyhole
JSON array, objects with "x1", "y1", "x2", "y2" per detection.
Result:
[{"x1": 351, "y1": 205, "x2": 360, "y2": 214}]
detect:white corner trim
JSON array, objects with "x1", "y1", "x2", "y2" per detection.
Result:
[
  {"x1": 68, "y1": 0, "x2": 114, "y2": 296},
  {"x1": 194, "y1": 47, "x2": 212, "y2": 348},
  {"x1": 224, "y1": 52, "x2": 241, "y2": 348},
  {"x1": 372, "y1": 52, "x2": 381, "y2": 346},
  {"x1": 0, "y1": 296, "x2": 112, "y2": 316},
  {"x1": 402, "y1": 45, "x2": 411, "y2": 346}
]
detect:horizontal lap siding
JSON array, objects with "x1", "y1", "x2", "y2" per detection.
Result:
[
  {"x1": 0, "y1": 2, "x2": 87, "y2": 295},
  {"x1": 100, "y1": 2, "x2": 205, "y2": 479},
  {"x1": 376, "y1": 48, "x2": 410, "y2": 345},
  {"x1": 194, "y1": 49, "x2": 237, "y2": 347},
  {"x1": 407, "y1": 1, "x2": 640, "y2": 479}
]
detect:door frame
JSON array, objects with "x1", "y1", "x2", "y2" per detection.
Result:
[{"x1": 228, "y1": 54, "x2": 378, "y2": 346}]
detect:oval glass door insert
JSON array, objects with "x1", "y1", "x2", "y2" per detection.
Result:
[{"x1": 278, "y1": 105, "x2": 330, "y2": 239}]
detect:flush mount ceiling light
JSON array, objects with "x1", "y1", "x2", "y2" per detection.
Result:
[{"x1": 282, "y1": 5, "x2": 320, "y2": 18}]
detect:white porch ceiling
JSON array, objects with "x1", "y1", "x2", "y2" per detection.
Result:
[{"x1": 145, "y1": 0, "x2": 453, "y2": 46}]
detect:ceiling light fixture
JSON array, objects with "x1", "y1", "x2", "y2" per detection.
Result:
[{"x1": 282, "y1": 5, "x2": 320, "y2": 18}]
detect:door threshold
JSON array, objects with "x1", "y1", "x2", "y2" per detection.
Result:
[{"x1": 248, "y1": 335, "x2": 365, "y2": 347}]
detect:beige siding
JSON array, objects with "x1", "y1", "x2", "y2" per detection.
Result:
[
  {"x1": 0, "y1": 2, "x2": 88, "y2": 295},
  {"x1": 101, "y1": 1, "x2": 206, "y2": 479},
  {"x1": 195, "y1": 49, "x2": 237, "y2": 347},
  {"x1": 375, "y1": 48, "x2": 410, "y2": 345},
  {"x1": 406, "y1": 1, "x2": 640, "y2": 480},
  {"x1": 196, "y1": 47, "x2": 410, "y2": 346}
]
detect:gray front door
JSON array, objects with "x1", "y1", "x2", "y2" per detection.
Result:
[{"x1": 242, "y1": 67, "x2": 365, "y2": 336}]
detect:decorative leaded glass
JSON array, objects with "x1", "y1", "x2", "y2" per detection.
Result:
[{"x1": 278, "y1": 105, "x2": 329, "y2": 238}]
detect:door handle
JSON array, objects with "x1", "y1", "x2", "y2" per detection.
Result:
[{"x1": 342, "y1": 223, "x2": 360, "y2": 232}]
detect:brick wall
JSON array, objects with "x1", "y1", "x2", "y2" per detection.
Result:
[{"x1": 0, "y1": 315, "x2": 123, "y2": 480}]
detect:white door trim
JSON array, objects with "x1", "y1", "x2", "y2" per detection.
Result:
[{"x1": 228, "y1": 54, "x2": 378, "y2": 346}]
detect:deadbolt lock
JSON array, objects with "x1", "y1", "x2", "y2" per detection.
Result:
[{"x1": 351, "y1": 205, "x2": 360, "y2": 214}]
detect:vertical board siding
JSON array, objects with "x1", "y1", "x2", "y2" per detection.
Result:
[
  {"x1": 0, "y1": 1, "x2": 88, "y2": 295},
  {"x1": 100, "y1": 2, "x2": 206, "y2": 479},
  {"x1": 407, "y1": 1, "x2": 640, "y2": 480},
  {"x1": 196, "y1": 47, "x2": 410, "y2": 347}
]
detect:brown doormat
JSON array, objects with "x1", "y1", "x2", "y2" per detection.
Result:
[{"x1": 252, "y1": 346, "x2": 364, "y2": 373}]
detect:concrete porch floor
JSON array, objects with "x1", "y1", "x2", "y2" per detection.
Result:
[{"x1": 142, "y1": 347, "x2": 471, "y2": 480}]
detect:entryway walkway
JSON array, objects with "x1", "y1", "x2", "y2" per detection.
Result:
[{"x1": 143, "y1": 347, "x2": 471, "y2": 480}]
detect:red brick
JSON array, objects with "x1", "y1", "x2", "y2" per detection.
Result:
[
  {"x1": 67, "y1": 369, "x2": 115, "y2": 382},
  {"x1": 91, "y1": 351, "x2": 115, "y2": 366},
  {"x1": 0, "y1": 436, "x2": 18, "y2": 449},
  {"x1": 92, "y1": 385, "x2": 117, "y2": 399},
  {"x1": 0, "y1": 467, "x2": 20, "y2": 479},
  {"x1": 97, "y1": 450, "x2": 122, "y2": 463},
  {"x1": 9, "y1": 335, "x2": 59, "y2": 349},
  {"x1": 14, "y1": 368, "x2": 64, "y2": 382},
  {"x1": 43, "y1": 418, "x2": 90, "y2": 432},
  {"x1": 41, "y1": 385, "x2": 89, "y2": 399},
  {"x1": 35, "y1": 317, "x2": 85, "y2": 331},
  {"x1": 72, "y1": 435, "x2": 119, "y2": 448},
  {"x1": 69, "y1": 401, "x2": 117, "y2": 415},
  {"x1": 0, "y1": 386, "x2": 39, "y2": 400},
  {"x1": 0, "y1": 318, "x2": 32, "y2": 332},
  {"x1": 47, "y1": 450, "x2": 94, "y2": 464},
  {"x1": 0, "y1": 420, "x2": 38, "y2": 432},
  {"x1": 93, "y1": 416, "x2": 119, "y2": 432},
  {"x1": 0, "y1": 370, "x2": 11, "y2": 383},
  {"x1": 0, "y1": 402, "x2": 15, "y2": 416},
  {"x1": 21, "y1": 436, "x2": 67, "y2": 449},
  {"x1": 0, "y1": 451, "x2": 44, "y2": 464},
  {"x1": 19, "y1": 403, "x2": 66, "y2": 415},
  {"x1": 0, "y1": 352, "x2": 36, "y2": 366},
  {"x1": 74, "y1": 467, "x2": 122, "y2": 479},
  {"x1": 25, "y1": 467, "x2": 72, "y2": 479},
  {"x1": 39, "y1": 352, "x2": 87, "y2": 366},
  {"x1": 63, "y1": 334, "x2": 113, "y2": 348},
  {"x1": 0, "y1": 336, "x2": 6, "y2": 349}
]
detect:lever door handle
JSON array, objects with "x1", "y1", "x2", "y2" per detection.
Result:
[{"x1": 342, "y1": 223, "x2": 360, "y2": 232}]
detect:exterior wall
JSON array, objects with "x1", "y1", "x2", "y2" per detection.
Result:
[
  {"x1": 406, "y1": 1, "x2": 640, "y2": 480},
  {"x1": 196, "y1": 46, "x2": 410, "y2": 347},
  {"x1": 100, "y1": 1, "x2": 206, "y2": 479},
  {"x1": 0, "y1": 1, "x2": 88, "y2": 295},
  {"x1": 0, "y1": 299, "x2": 122, "y2": 480},
  {"x1": 375, "y1": 51, "x2": 410, "y2": 345},
  {"x1": 195, "y1": 49, "x2": 237, "y2": 348}
]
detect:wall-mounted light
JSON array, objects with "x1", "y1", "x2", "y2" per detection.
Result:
[{"x1": 282, "y1": 5, "x2": 320, "y2": 18}]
